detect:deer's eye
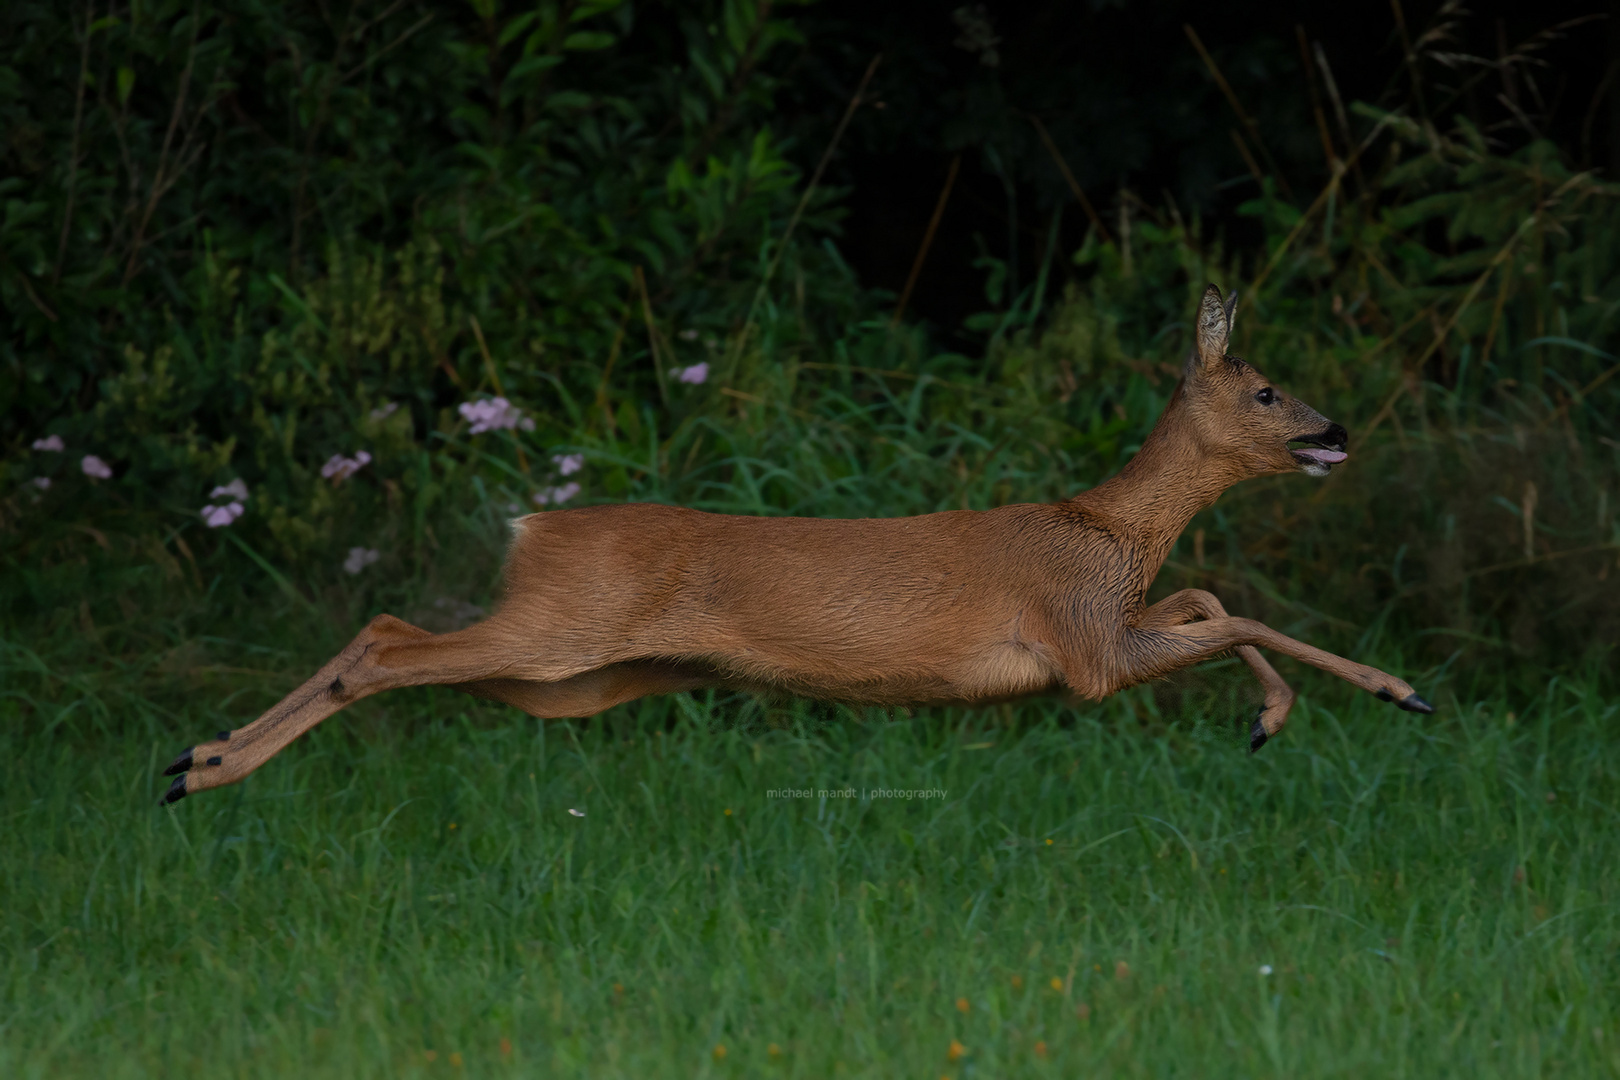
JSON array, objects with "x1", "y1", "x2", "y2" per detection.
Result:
[{"x1": 1255, "y1": 387, "x2": 1276, "y2": 405}]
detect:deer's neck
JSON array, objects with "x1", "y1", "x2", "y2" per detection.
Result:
[{"x1": 1079, "y1": 391, "x2": 1238, "y2": 580}]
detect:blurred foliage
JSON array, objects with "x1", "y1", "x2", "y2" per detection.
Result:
[
  {"x1": 2, "y1": 0, "x2": 844, "y2": 522},
  {"x1": 1, "y1": 0, "x2": 1617, "y2": 684}
]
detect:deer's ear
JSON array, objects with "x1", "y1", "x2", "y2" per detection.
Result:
[
  {"x1": 1195, "y1": 284, "x2": 1229, "y2": 367},
  {"x1": 1223, "y1": 289, "x2": 1238, "y2": 334}
]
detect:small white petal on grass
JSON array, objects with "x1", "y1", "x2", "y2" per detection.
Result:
[
  {"x1": 1258, "y1": 965, "x2": 1273, "y2": 976},
  {"x1": 370, "y1": 401, "x2": 400, "y2": 420},
  {"x1": 568, "y1": 808, "x2": 586, "y2": 817},
  {"x1": 551, "y1": 452, "x2": 584, "y2": 476},
  {"x1": 678, "y1": 328, "x2": 700, "y2": 341},
  {"x1": 675, "y1": 362, "x2": 709, "y2": 385},
  {"x1": 31, "y1": 476, "x2": 52, "y2": 490},
  {"x1": 32, "y1": 435, "x2": 64, "y2": 452},
  {"x1": 343, "y1": 547, "x2": 381, "y2": 575},
  {"x1": 209, "y1": 478, "x2": 249, "y2": 501},
  {"x1": 81, "y1": 455, "x2": 113, "y2": 479}
]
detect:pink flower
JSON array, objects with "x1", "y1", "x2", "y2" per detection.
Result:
[
  {"x1": 209, "y1": 478, "x2": 249, "y2": 501},
  {"x1": 321, "y1": 450, "x2": 372, "y2": 482},
  {"x1": 675, "y1": 362, "x2": 709, "y2": 385},
  {"x1": 458, "y1": 396, "x2": 534, "y2": 434},
  {"x1": 30, "y1": 476, "x2": 52, "y2": 490},
  {"x1": 551, "y1": 452, "x2": 584, "y2": 476},
  {"x1": 32, "y1": 435, "x2": 64, "y2": 452},
  {"x1": 202, "y1": 502, "x2": 244, "y2": 528},
  {"x1": 81, "y1": 455, "x2": 113, "y2": 479},
  {"x1": 342, "y1": 547, "x2": 380, "y2": 575},
  {"x1": 533, "y1": 481, "x2": 580, "y2": 506}
]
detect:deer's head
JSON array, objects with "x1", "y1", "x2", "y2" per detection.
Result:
[{"x1": 1182, "y1": 284, "x2": 1347, "y2": 479}]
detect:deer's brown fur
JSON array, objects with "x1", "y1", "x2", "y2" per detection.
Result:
[{"x1": 161, "y1": 285, "x2": 1431, "y2": 804}]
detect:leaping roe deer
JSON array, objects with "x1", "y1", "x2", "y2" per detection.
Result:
[{"x1": 160, "y1": 284, "x2": 1432, "y2": 805}]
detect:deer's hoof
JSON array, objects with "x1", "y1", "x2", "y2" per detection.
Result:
[
  {"x1": 163, "y1": 748, "x2": 194, "y2": 776},
  {"x1": 1398, "y1": 693, "x2": 1433, "y2": 714},
  {"x1": 1249, "y1": 714, "x2": 1268, "y2": 754},
  {"x1": 1374, "y1": 689, "x2": 1394, "y2": 702},
  {"x1": 160, "y1": 775, "x2": 187, "y2": 806}
]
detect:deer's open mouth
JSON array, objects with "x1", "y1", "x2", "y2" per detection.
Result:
[{"x1": 1288, "y1": 427, "x2": 1348, "y2": 476}]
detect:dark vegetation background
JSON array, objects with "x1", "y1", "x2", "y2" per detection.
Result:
[{"x1": 3, "y1": 0, "x2": 1618, "y2": 701}]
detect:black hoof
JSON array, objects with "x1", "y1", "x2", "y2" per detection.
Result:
[
  {"x1": 161, "y1": 775, "x2": 187, "y2": 805},
  {"x1": 1374, "y1": 689, "x2": 1394, "y2": 702},
  {"x1": 163, "y1": 748, "x2": 194, "y2": 776},
  {"x1": 1398, "y1": 693, "x2": 1434, "y2": 714},
  {"x1": 1249, "y1": 716, "x2": 1268, "y2": 754}
]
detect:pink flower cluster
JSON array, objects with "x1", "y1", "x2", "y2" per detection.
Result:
[
  {"x1": 26, "y1": 437, "x2": 115, "y2": 484},
  {"x1": 533, "y1": 482, "x2": 580, "y2": 506},
  {"x1": 203, "y1": 503, "x2": 244, "y2": 528},
  {"x1": 26, "y1": 435, "x2": 64, "y2": 490},
  {"x1": 322, "y1": 450, "x2": 372, "y2": 482},
  {"x1": 531, "y1": 449, "x2": 585, "y2": 506},
  {"x1": 459, "y1": 397, "x2": 535, "y2": 434},
  {"x1": 201, "y1": 477, "x2": 249, "y2": 527},
  {"x1": 343, "y1": 547, "x2": 380, "y2": 575}
]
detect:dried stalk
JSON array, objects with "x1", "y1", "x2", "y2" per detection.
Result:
[{"x1": 891, "y1": 154, "x2": 960, "y2": 327}]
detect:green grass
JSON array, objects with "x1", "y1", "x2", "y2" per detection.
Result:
[{"x1": 3, "y1": 635, "x2": 1617, "y2": 1078}]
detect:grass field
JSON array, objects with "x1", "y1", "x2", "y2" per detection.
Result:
[{"x1": 4, "y1": 617, "x2": 1617, "y2": 1078}]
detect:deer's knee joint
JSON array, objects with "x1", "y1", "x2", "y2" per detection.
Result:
[{"x1": 365, "y1": 613, "x2": 432, "y2": 642}]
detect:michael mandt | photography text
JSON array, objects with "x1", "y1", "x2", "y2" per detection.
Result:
[{"x1": 765, "y1": 787, "x2": 948, "y2": 801}]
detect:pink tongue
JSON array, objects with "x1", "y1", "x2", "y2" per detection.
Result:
[{"x1": 1295, "y1": 447, "x2": 1347, "y2": 464}]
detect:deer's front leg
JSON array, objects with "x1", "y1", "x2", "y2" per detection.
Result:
[
  {"x1": 1136, "y1": 590, "x2": 1297, "y2": 751},
  {"x1": 1122, "y1": 615, "x2": 1433, "y2": 752}
]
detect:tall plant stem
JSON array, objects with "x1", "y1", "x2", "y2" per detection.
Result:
[
  {"x1": 891, "y1": 154, "x2": 960, "y2": 327},
  {"x1": 54, "y1": 1, "x2": 94, "y2": 287},
  {"x1": 734, "y1": 54, "x2": 880, "y2": 357},
  {"x1": 1025, "y1": 112, "x2": 1113, "y2": 245}
]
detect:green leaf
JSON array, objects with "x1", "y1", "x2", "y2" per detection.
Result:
[
  {"x1": 570, "y1": 0, "x2": 627, "y2": 21},
  {"x1": 510, "y1": 53, "x2": 565, "y2": 78},
  {"x1": 562, "y1": 31, "x2": 615, "y2": 51},
  {"x1": 497, "y1": 10, "x2": 540, "y2": 47},
  {"x1": 117, "y1": 66, "x2": 135, "y2": 105}
]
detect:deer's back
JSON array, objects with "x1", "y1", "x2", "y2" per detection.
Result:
[{"x1": 499, "y1": 501, "x2": 1137, "y2": 703}]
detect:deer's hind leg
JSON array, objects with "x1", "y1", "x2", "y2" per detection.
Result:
[
  {"x1": 161, "y1": 613, "x2": 544, "y2": 804},
  {"x1": 1137, "y1": 589, "x2": 1296, "y2": 751}
]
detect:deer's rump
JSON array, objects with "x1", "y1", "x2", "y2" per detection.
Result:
[{"x1": 497, "y1": 501, "x2": 1084, "y2": 704}]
